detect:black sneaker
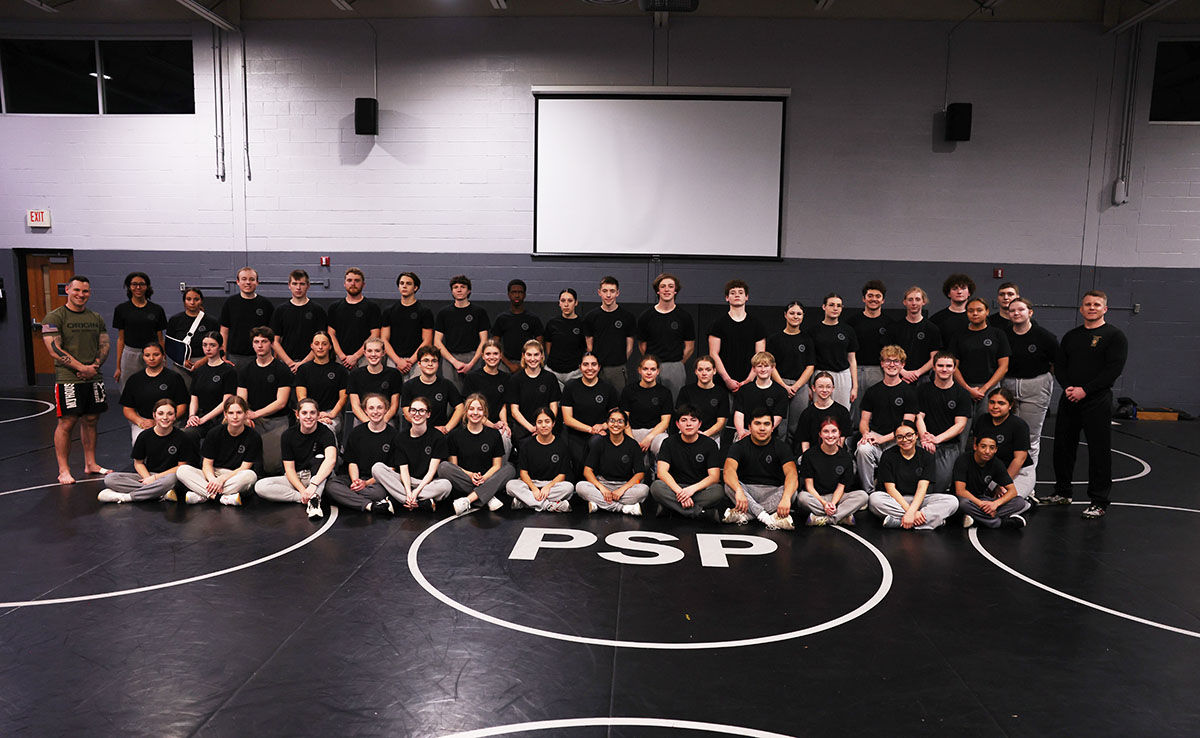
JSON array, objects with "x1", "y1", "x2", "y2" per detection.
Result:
[
  {"x1": 418, "y1": 499, "x2": 437, "y2": 513},
  {"x1": 704, "y1": 507, "x2": 723, "y2": 524},
  {"x1": 1001, "y1": 514, "x2": 1027, "y2": 529},
  {"x1": 1037, "y1": 494, "x2": 1072, "y2": 506},
  {"x1": 1081, "y1": 505, "x2": 1106, "y2": 519},
  {"x1": 369, "y1": 498, "x2": 395, "y2": 515}
]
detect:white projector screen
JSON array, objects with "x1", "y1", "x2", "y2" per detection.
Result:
[{"x1": 534, "y1": 88, "x2": 787, "y2": 259}]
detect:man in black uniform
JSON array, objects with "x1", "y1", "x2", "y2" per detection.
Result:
[
  {"x1": 1046, "y1": 290, "x2": 1128, "y2": 519},
  {"x1": 491, "y1": 278, "x2": 544, "y2": 372},
  {"x1": 220, "y1": 266, "x2": 273, "y2": 369},
  {"x1": 328, "y1": 267, "x2": 382, "y2": 369},
  {"x1": 845, "y1": 279, "x2": 889, "y2": 418},
  {"x1": 637, "y1": 273, "x2": 695, "y2": 398},
  {"x1": 930, "y1": 273, "x2": 974, "y2": 346},
  {"x1": 650, "y1": 404, "x2": 725, "y2": 521},
  {"x1": 237, "y1": 326, "x2": 294, "y2": 474},
  {"x1": 381, "y1": 271, "x2": 434, "y2": 376},
  {"x1": 583, "y1": 276, "x2": 636, "y2": 392},
  {"x1": 271, "y1": 269, "x2": 327, "y2": 371}
]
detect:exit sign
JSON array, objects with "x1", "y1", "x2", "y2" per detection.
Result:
[{"x1": 27, "y1": 209, "x2": 51, "y2": 228}]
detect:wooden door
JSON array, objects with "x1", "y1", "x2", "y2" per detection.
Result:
[{"x1": 25, "y1": 253, "x2": 75, "y2": 378}]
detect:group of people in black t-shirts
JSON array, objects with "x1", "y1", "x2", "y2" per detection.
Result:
[{"x1": 95, "y1": 266, "x2": 1128, "y2": 526}]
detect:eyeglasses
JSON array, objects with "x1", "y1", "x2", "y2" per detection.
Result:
[
  {"x1": 607, "y1": 417, "x2": 627, "y2": 425},
  {"x1": 882, "y1": 358, "x2": 903, "y2": 365},
  {"x1": 895, "y1": 432, "x2": 917, "y2": 440},
  {"x1": 129, "y1": 282, "x2": 148, "y2": 287},
  {"x1": 410, "y1": 408, "x2": 429, "y2": 415}
]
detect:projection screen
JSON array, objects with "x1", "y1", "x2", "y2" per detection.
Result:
[{"x1": 533, "y1": 87, "x2": 788, "y2": 259}]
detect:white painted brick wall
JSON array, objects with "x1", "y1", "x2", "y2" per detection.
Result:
[{"x1": 1, "y1": 17, "x2": 1199, "y2": 268}]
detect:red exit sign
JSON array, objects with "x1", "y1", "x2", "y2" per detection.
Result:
[{"x1": 27, "y1": 209, "x2": 51, "y2": 228}]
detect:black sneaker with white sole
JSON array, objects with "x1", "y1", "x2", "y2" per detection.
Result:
[{"x1": 1081, "y1": 505, "x2": 1107, "y2": 519}]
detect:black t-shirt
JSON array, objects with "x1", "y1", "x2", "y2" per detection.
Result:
[
  {"x1": 952, "y1": 452, "x2": 1014, "y2": 500},
  {"x1": 844, "y1": 312, "x2": 891, "y2": 368},
  {"x1": 916, "y1": 382, "x2": 972, "y2": 437},
  {"x1": 401, "y1": 375, "x2": 463, "y2": 427},
  {"x1": 328, "y1": 298, "x2": 382, "y2": 356},
  {"x1": 294, "y1": 361, "x2": 349, "y2": 412},
  {"x1": 875, "y1": 445, "x2": 935, "y2": 495},
  {"x1": 506, "y1": 369, "x2": 562, "y2": 424},
  {"x1": 809, "y1": 322, "x2": 859, "y2": 372},
  {"x1": 238, "y1": 358, "x2": 294, "y2": 417},
  {"x1": 930, "y1": 308, "x2": 969, "y2": 346},
  {"x1": 674, "y1": 383, "x2": 730, "y2": 431},
  {"x1": 462, "y1": 370, "x2": 508, "y2": 422},
  {"x1": 561, "y1": 378, "x2": 618, "y2": 430},
  {"x1": 382, "y1": 300, "x2": 434, "y2": 359},
  {"x1": 120, "y1": 369, "x2": 189, "y2": 419},
  {"x1": 492, "y1": 310, "x2": 545, "y2": 360},
  {"x1": 342, "y1": 422, "x2": 398, "y2": 475},
  {"x1": 798, "y1": 445, "x2": 856, "y2": 495},
  {"x1": 281, "y1": 424, "x2": 338, "y2": 474},
  {"x1": 619, "y1": 382, "x2": 673, "y2": 429},
  {"x1": 516, "y1": 435, "x2": 572, "y2": 479},
  {"x1": 202, "y1": 424, "x2": 263, "y2": 470},
  {"x1": 133, "y1": 427, "x2": 198, "y2": 473},
  {"x1": 988, "y1": 312, "x2": 1012, "y2": 332},
  {"x1": 447, "y1": 425, "x2": 505, "y2": 472},
  {"x1": 583, "y1": 306, "x2": 636, "y2": 366},
  {"x1": 656, "y1": 434, "x2": 722, "y2": 487},
  {"x1": 1055, "y1": 323, "x2": 1128, "y2": 398},
  {"x1": 949, "y1": 326, "x2": 1011, "y2": 385},
  {"x1": 726, "y1": 437, "x2": 793, "y2": 486},
  {"x1": 166, "y1": 310, "x2": 219, "y2": 356},
  {"x1": 708, "y1": 313, "x2": 767, "y2": 382},
  {"x1": 860, "y1": 380, "x2": 918, "y2": 435},
  {"x1": 270, "y1": 301, "x2": 328, "y2": 363},
  {"x1": 890, "y1": 318, "x2": 942, "y2": 372},
  {"x1": 971, "y1": 414, "x2": 1032, "y2": 468},
  {"x1": 349, "y1": 365, "x2": 404, "y2": 400},
  {"x1": 435, "y1": 304, "x2": 490, "y2": 353},
  {"x1": 766, "y1": 331, "x2": 814, "y2": 379},
  {"x1": 191, "y1": 361, "x2": 238, "y2": 417},
  {"x1": 219, "y1": 294, "x2": 274, "y2": 355},
  {"x1": 544, "y1": 315, "x2": 586, "y2": 373},
  {"x1": 792, "y1": 401, "x2": 852, "y2": 454},
  {"x1": 585, "y1": 434, "x2": 645, "y2": 480},
  {"x1": 636, "y1": 306, "x2": 695, "y2": 363},
  {"x1": 1004, "y1": 323, "x2": 1058, "y2": 379},
  {"x1": 733, "y1": 381, "x2": 789, "y2": 420},
  {"x1": 113, "y1": 300, "x2": 167, "y2": 349},
  {"x1": 393, "y1": 427, "x2": 449, "y2": 479}
]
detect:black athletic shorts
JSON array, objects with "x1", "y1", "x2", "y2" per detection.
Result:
[{"x1": 55, "y1": 381, "x2": 108, "y2": 417}]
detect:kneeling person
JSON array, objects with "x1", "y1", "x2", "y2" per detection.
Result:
[
  {"x1": 867, "y1": 421, "x2": 957, "y2": 530},
  {"x1": 254, "y1": 398, "x2": 338, "y2": 520},
  {"x1": 723, "y1": 407, "x2": 799, "y2": 530},
  {"x1": 575, "y1": 407, "x2": 649, "y2": 516},
  {"x1": 651, "y1": 404, "x2": 725, "y2": 520},
  {"x1": 99, "y1": 399, "x2": 197, "y2": 503},
  {"x1": 955, "y1": 436, "x2": 1031, "y2": 529}
]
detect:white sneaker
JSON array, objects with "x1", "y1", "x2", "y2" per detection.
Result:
[
  {"x1": 97, "y1": 489, "x2": 130, "y2": 504},
  {"x1": 549, "y1": 500, "x2": 571, "y2": 513},
  {"x1": 453, "y1": 497, "x2": 472, "y2": 516},
  {"x1": 219, "y1": 493, "x2": 242, "y2": 506},
  {"x1": 307, "y1": 496, "x2": 324, "y2": 519},
  {"x1": 486, "y1": 497, "x2": 504, "y2": 511},
  {"x1": 163, "y1": 490, "x2": 178, "y2": 502},
  {"x1": 772, "y1": 513, "x2": 794, "y2": 530},
  {"x1": 587, "y1": 501, "x2": 598, "y2": 514},
  {"x1": 184, "y1": 491, "x2": 206, "y2": 504},
  {"x1": 623, "y1": 503, "x2": 643, "y2": 517},
  {"x1": 723, "y1": 508, "x2": 748, "y2": 524},
  {"x1": 758, "y1": 511, "x2": 780, "y2": 530},
  {"x1": 962, "y1": 515, "x2": 975, "y2": 529}
]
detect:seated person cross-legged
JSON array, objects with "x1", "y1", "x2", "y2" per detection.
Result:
[
  {"x1": 867, "y1": 421, "x2": 958, "y2": 530},
  {"x1": 441, "y1": 393, "x2": 517, "y2": 516},
  {"x1": 798, "y1": 417, "x2": 868, "y2": 526},
  {"x1": 854, "y1": 345, "x2": 918, "y2": 492},
  {"x1": 506, "y1": 407, "x2": 575, "y2": 513},
  {"x1": 176, "y1": 395, "x2": 262, "y2": 506},
  {"x1": 970, "y1": 386, "x2": 1036, "y2": 500},
  {"x1": 915, "y1": 351, "x2": 973, "y2": 492},
  {"x1": 99, "y1": 399, "x2": 197, "y2": 504},
  {"x1": 574, "y1": 407, "x2": 650, "y2": 517},
  {"x1": 253, "y1": 397, "x2": 338, "y2": 520},
  {"x1": 722, "y1": 407, "x2": 800, "y2": 530},
  {"x1": 374, "y1": 396, "x2": 453, "y2": 512},
  {"x1": 323, "y1": 393, "x2": 397, "y2": 515},
  {"x1": 650, "y1": 403, "x2": 726, "y2": 522},
  {"x1": 955, "y1": 435, "x2": 1032, "y2": 529}
]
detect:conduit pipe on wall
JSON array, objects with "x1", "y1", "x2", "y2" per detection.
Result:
[
  {"x1": 212, "y1": 26, "x2": 226, "y2": 182},
  {"x1": 1111, "y1": 26, "x2": 1141, "y2": 205}
]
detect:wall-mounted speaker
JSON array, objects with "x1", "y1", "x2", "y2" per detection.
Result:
[
  {"x1": 355, "y1": 97, "x2": 378, "y2": 136},
  {"x1": 945, "y1": 102, "x2": 972, "y2": 141}
]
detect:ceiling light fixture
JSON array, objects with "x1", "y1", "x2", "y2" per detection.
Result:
[{"x1": 330, "y1": 0, "x2": 356, "y2": 10}]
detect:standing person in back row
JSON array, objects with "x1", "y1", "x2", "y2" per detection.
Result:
[
  {"x1": 584, "y1": 276, "x2": 636, "y2": 392},
  {"x1": 381, "y1": 271, "x2": 434, "y2": 376},
  {"x1": 707, "y1": 279, "x2": 766, "y2": 393},
  {"x1": 930, "y1": 273, "x2": 974, "y2": 346},
  {"x1": 809, "y1": 293, "x2": 858, "y2": 411},
  {"x1": 491, "y1": 278, "x2": 545, "y2": 373},
  {"x1": 112, "y1": 272, "x2": 166, "y2": 393},
  {"x1": 1046, "y1": 290, "x2": 1128, "y2": 519},
  {"x1": 43, "y1": 275, "x2": 111, "y2": 485},
  {"x1": 328, "y1": 267, "x2": 382, "y2": 370},
  {"x1": 845, "y1": 280, "x2": 890, "y2": 419},
  {"x1": 220, "y1": 266, "x2": 273, "y2": 370},
  {"x1": 1001, "y1": 297, "x2": 1058, "y2": 468},
  {"x1": 637, "y1": 273, "x2": 695, "y2": 398},
  {"x1": 434, "y1": 275, "x2": 490, "y2": 393},
  {"x1": 270, "y1": 269, "x2": 326, "y2": 372}
]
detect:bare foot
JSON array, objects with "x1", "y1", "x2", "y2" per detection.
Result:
[
  {"x1": 57, "y1": 471, "x2": 76, "y2": 485},
  {"x1": 84, "y1": 466, "x2": 112, "y2": 476}
]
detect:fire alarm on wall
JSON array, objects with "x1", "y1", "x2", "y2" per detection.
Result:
[
  {"x1": 993, "y1": 267, "x2": 1004, "y2": 279},
  {"x1": 320, "y1": 256, "x2": 331, "y2": 267}
]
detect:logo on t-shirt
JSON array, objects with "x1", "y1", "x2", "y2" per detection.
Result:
[
  {"x1": 521, "y1": 323, "x2": 529, "y2": 331},
  {"x1": 996, "y1": 434, "x2": 1006, "y2": 444},
  {"x1": 915, "y1": 465, "x2": 924, "y2": 475},
  {"x1": 237, "y1": 444, "x2": 247, "y2": 454},
  {"x1": 382, "y1": 443, "x2": 391, "y2": 453},
  {"x1": 893, "y1": 397, "x2": 904, "y2": 406},
  {"x1": 620, "y1": 454, "x2": 631, "y2": 464},
  {"x1": 424, "y1": 445, "x2": 433, "y2": 456},
  {"x1": 159, "y1": 383, "x2": 168, "y2": 391},
  {"x1": 409, "y1": 313, "x2": 417, "y2": 321},
  {"x1": 650, "y1": 397, "x2": 660, "y2": 406},
  {"x1": 984, "y1": 474, "x2": 993, "y2": 484},
  {"x1": 327, "y1": 371, "x2": 336, "y2": 380},
  {"x1": 168, "y1": 445, "x2": 178, "y2": 455},
  {"x1": 798, "y1": 344, "x2": 806, "y2": 352},
  {"x1": 614, "y1": 320, "x2": 624, "y2": 329},
  {"x1": 710, "y1": 398, "x2": 719, "y2": 407},
  {"x1": 835, "y1": 464, "x2": 846, "y2": 475},
  {"x1": 550, "y1": 453, "x2": 561, "y2": 463},
  {"x1": 594, "y1": 394, "x2": 604, "y2": 404},
  {"x1": 497, "y1": 385, "x2": 506, "y2": 395},
  {"x1": 917, "y1": 331, "x2": 926, "y2": 340},
  {"x1": 670, "y1": 321, "x2": 679, "y2": 331},
  {"x1": 837, "y1": 332, "x2": 846, "y2": 342},
  {"x1": 572, "y1": 327, "x2": 580, "y2": 335},
  {"x1": 481, "y1": 443, "x2": 490, "y2": 453},
  {"x1": 1027, "y1": 344, "x2": 1037, "y2": 353},
  {"x1": 212, "y1": 375, "x2": 221, "y2": 383},
  {"x1": 255, "y1": 308, "x2": 264, "y2": 317},
  {"x1": 267, "y1": 374, "x2": 276, "y2": 383},
  {"x1": 465, "y1": 314, "x2": 474, "y2": 322},
  {"x1": 305, "y1": 311, "x2": 313, "y2": 320},
  {"x1": 878, "y1": 327, "x2": 887, "y2": 335},
  {"x1": 947, "y1": 400, "x2": 957, "y2": 409},
  {"x1": 765, "y1": 454, "x2": 774, "y2": 464},
  {"x1": 434, "y1": 392, "x2": 444, "y2": 402},
  {"x1": 695, "y1": 453, "x2": 706, "y2": 463},
  {"x1": 983, "y1": 338, "x2": 993, "y2": 347},
  {"x1": 355, "y1": 309, "x2": 364, "y2": 318},
  {"x1": 538, "y1": 384, "x2": 547, "y2": 393}
]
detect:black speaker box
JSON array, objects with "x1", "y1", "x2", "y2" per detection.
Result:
[
  {"x1": 945, "y1": 102, "x2": 972, "y2": 141},
  {"x1": 355, "y1": 97, "x2": 378, "y2": 136}
]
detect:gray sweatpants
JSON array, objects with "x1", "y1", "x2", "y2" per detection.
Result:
[
  {"x1": 852, "y1": 365, "x2": 884, "y2": 422},
  {"x1": 780, "y1": 377, "x2": 811, "y2": 445},
  {"x1": 505, "y1": 479, "x2": 574, "y2": 510},
  {"x1": 600, "y1": 365, "x2": 627, "y2": 394},
  {"x1": 658, "y1": 361, "x2": 687, "y2": 400},
  {"x1": 372, "y1": 462, "x2": 452, "y2": 503},
  {"x1": 650, "y1": 480, "x2": 725, "y2": 518},
  {"x1": 1003, "y1": 372, "x2": 1053, "y2": 467},
  {"x1": 255, "y1": 415, "x2": 290, "y2": 476},
  {"x1": 798, "y1": 488, "x2": 869, "y2": 523},
  {"x1": 324, "y1": 475, "x2": 387, "y2": 511},
  {"x1": 255, "y1": 469, "x2": 325, "y2": 504},
  {"x1": 441, "y1": 350, "x2": 478, "y2": 393},
  {"x1": 930, "y1": 443, "x2": 960, "y2": 494},
  {"x1": 575, "y1": 478, "x2": 649, "y2": 512},
  {"x1": 117, "y1": 345, "x2": 144, "y2": 395},
  {"x1": 725, "y1": 482, "x2": 788, "y2": 519},
  {"x1": 176, "y1": 465, "x2": 258, "y2": 500},
  {"x1": 102, "y1": 471, "x2": 179, "y2": 502},
  {"x1": 867, "y1": 491, "x2": 959, "y2": 529},
  {"x1": 438, "y1": 461, "x2": 516, "y2": 505},
  {"x1": 959, "y1": 495, "x2": 1031, "y2": 528},
  {"x1": 854, "y1": 439, "x2": 895, "y2": 492}
]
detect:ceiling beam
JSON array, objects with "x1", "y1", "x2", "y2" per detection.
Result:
[
  {"x1": 1107, "y1": 0, "x2": 1183, "y2": 35},
  {"x1": 174, "y1": 0, "x2": 239, "y2": 32}
]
